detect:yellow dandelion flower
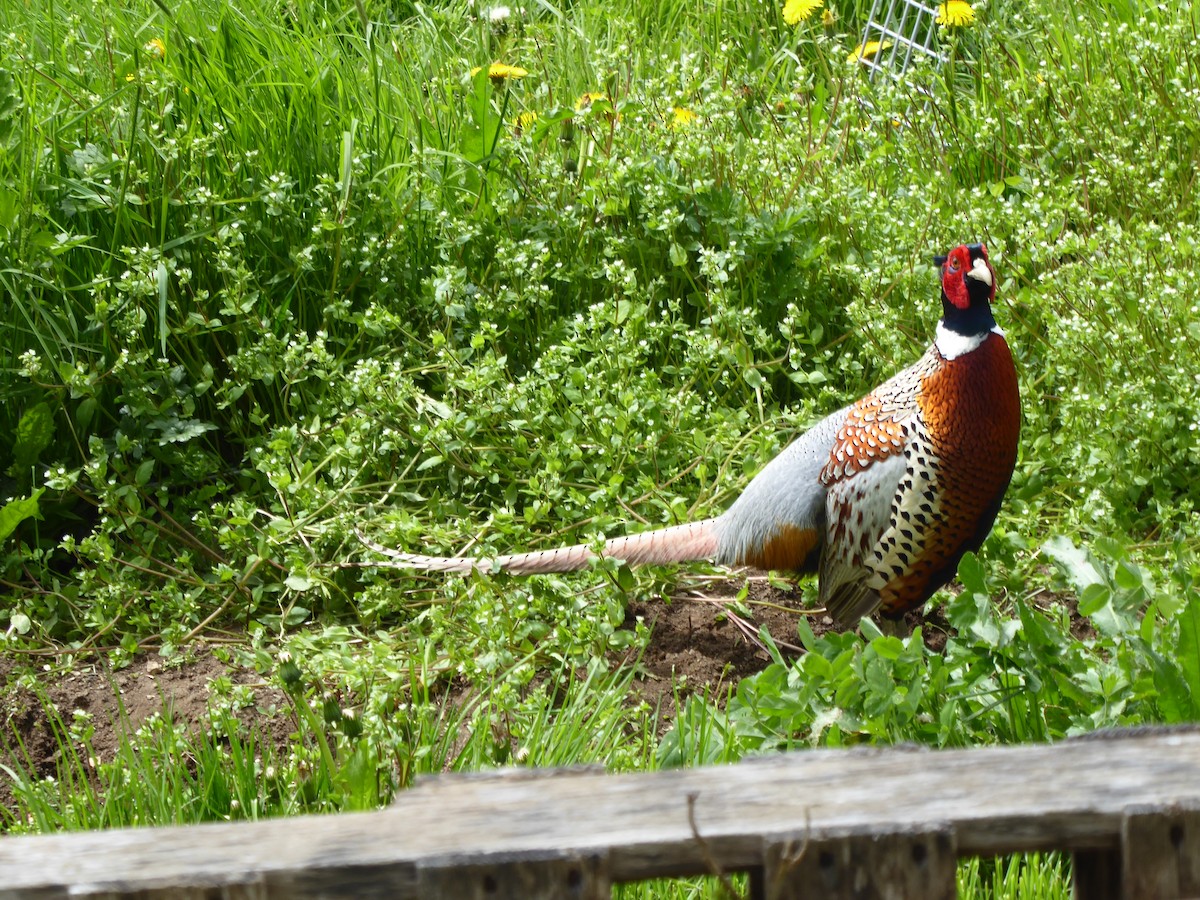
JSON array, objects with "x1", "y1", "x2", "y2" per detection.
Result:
[
  {"x1": 782, "y1": 0, "x2": 822, "y2": 25},
  {"x1": 575, "y1": 92, "x2": 619, "y2": 123},
  {"x1": 821, "y1": 8, "x2": 836, "y2": 27},
  {"x1": 144, "y1": 37, "x2": 166, "y2": 59},
  {"x1": 847, "y1": 39, "x2": 892, "y2": 63},
  {"x1": 470, "y1": 62, "x2": 529, "y2": 85},
  {"x1": 670, "y1": 107, "x2": 697, "y2": 129},
  {"x1": 514, "y1": 110, "x2": 539, "y2": 134},
  {"x1": 575, "y1": 91, "x2": 608, "y2": 111},
  {"x1": 489, "y1": 63, "x2": 528, "y2": 79},
  {"x1": 936, "y1": 1, "x2": 976, "y2": 27}
]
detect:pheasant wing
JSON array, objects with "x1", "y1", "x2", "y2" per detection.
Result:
[
  {"x1": 818, "y1": 358, "x2": 928, "y2": 625},
  {"x1": 714, "y1": 405, "x2": 850, "y2": 573}
]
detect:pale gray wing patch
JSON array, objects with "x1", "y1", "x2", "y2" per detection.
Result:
[{"x1": 713, "y1": 404, "x2": 851, "y2": 567}]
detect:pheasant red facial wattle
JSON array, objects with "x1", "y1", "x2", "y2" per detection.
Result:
[
  {"x1": 364, "y1": 243, "x2": 1021, "y2": 629},
  {"x1": 938, "y1": 243, "x2": 994, "y2": 310}
]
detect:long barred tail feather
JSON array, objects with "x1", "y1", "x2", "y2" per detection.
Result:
[{"x1": 356, "y1": 519, "x2": 720, "y2": 575}]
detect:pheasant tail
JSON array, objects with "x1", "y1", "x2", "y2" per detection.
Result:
[{"x1": 359, "y1": 519, "x2": 720, "y2": 575}]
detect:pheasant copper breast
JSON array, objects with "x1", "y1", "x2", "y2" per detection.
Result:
[{"x1": 364, "y1": 243, "x2": 1020, "y2": 626}]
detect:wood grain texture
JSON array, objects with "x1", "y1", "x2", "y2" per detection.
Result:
[
  {"x1": 416, "y1": 853, "x2": 609, "y2": 899},
  {"x1": 763, "y1": 826, "x2": 956, "y2": 899},
  {"x1": 1, "y1": 729, "x2": 1199, "y2": 899},
  {"x1": 1121, "y1": 806, "x2": 1200, "y2": 899}
]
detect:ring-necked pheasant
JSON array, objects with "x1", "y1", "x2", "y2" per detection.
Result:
[{"x1": 362, "y1": 243, "x2": 1020, "y2": 626}]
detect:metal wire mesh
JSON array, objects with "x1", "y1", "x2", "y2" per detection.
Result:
[{"x1": 855, "y1": 0, "x2": 946, "y2": 80}]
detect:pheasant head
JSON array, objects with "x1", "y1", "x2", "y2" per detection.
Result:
[{"x1": 933, "y1": 243, "x2": 999, "y2": 356}]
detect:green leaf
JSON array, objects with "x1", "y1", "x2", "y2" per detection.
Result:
[
  {"x1": 339, "y1": 121, "x2": 357, "y2": 206},
  {"x1": 968, "y1": 610, "x2": 1001, "y2": 646},
  {"x1": 1079, "y1": 583, "x2": 1125, "y2": 637},
  {"x1": 800, "y1": 650, "x2": 833, "y2": 680},
  {"x1": 1113, "y1": 560, "x2": 1143, "y2": 592},
  {"x1": 945, "y1": 578, "x2": 989, "y2": 636},
  {"x1": 1015, "y1": 598, "x2": 1061, "y2": 649},
  {"x1": 155, "y1": 417, "x2": 217, "y2": 444},
  {"x1": 858, "y1": 617, "x2": 884, "y2": 641},
  {"x1": 758, "y1": 626, "x2": 786, "y2": 668},
  {"x1": 9, "y1": 612, "x2": 31, "y2": 635},
  {"x1": 284, "y1": 606, "x2": 311, "y2": 626},
  {"x1": 0, "y1": 187, "x2": 18, "y2": 232},
  {"x1": 1041, "y1": 535, "x2": 1104, "y2": 591},
  {"x1": 0, "y1": 489, "x2": 43, "y2": 545},
  {"x1": 338, "y1": 741, "x2": 379, "y2": 811},
  {"x1": 1076, "y1": 583, "x2": 1111, "y2": 616},
  {"x1": 75, "y1": 397, "x2": 97, "y2": 430},
  {"x1": 135, "y1": 459, "x2": 155, "y2": 486},
  {"x1": 1150, "y1": 649, "x2": 1193, "y2": 724},
  {"x1": 614, "y1": 564, "x2": 634, "y2": 591},
  {"x1": 957, "y1": 552, "x2": 987, "y2": 595},
  {"x1": 863, "y1": 655, "x2": 894, "y2": 697},
  {"x1": 460, "y1": 119, "x2": 502, "y2": 164},
  {"x1": 11, "y1": 403, "x2": 54, "y2": 473},
  {"x1": 1178, "y1": 593, "x2": 1200, "y2": 717},
  {"x1": 794, "y1": 614, "x2": 820, "y2": 652},
  {"x1": 870, "y1": 635, "x2": 905, "y2": 661}
]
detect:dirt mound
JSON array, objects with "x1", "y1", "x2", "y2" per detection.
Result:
[
  {"x1": 623, "y1": 573, "x2": 811, "y2": 718},
  {"x1": 0, "y1": 649, "x2": 288, "y2": 819}
]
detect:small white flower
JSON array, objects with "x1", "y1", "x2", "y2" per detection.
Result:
[{"x1": 488, "y1": 5, "x2": 511, "y2": 21}]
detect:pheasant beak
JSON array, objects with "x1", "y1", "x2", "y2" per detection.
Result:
[{"x1": 967, "y1": 257, "x2": 993, "y2": 287}]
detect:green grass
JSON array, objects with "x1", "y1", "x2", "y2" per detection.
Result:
[
  {"x1": 3, "y1": 0, "x2": 1200, "y2": 896},
  {"x1": 1, "y1": 658, "x2": 653, "y2": 831}
]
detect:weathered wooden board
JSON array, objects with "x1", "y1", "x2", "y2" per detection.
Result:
[
  {"x1": 1, "y1": 728, "x2": 1198, "y2": 898},
  {"x1": 1121, "y1": 805, "x2": 1200, "y2": 899},
  {"x1": 763, "y1": 825, "x2": 957, "y2": 899}
]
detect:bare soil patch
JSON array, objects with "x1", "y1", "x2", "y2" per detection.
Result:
[
  {"x1": 622, "y1": 574, "x2": 811, "y2": 721},
  {"x1": 0, "y1": 647, "x2": 288, "y2": 819}
]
